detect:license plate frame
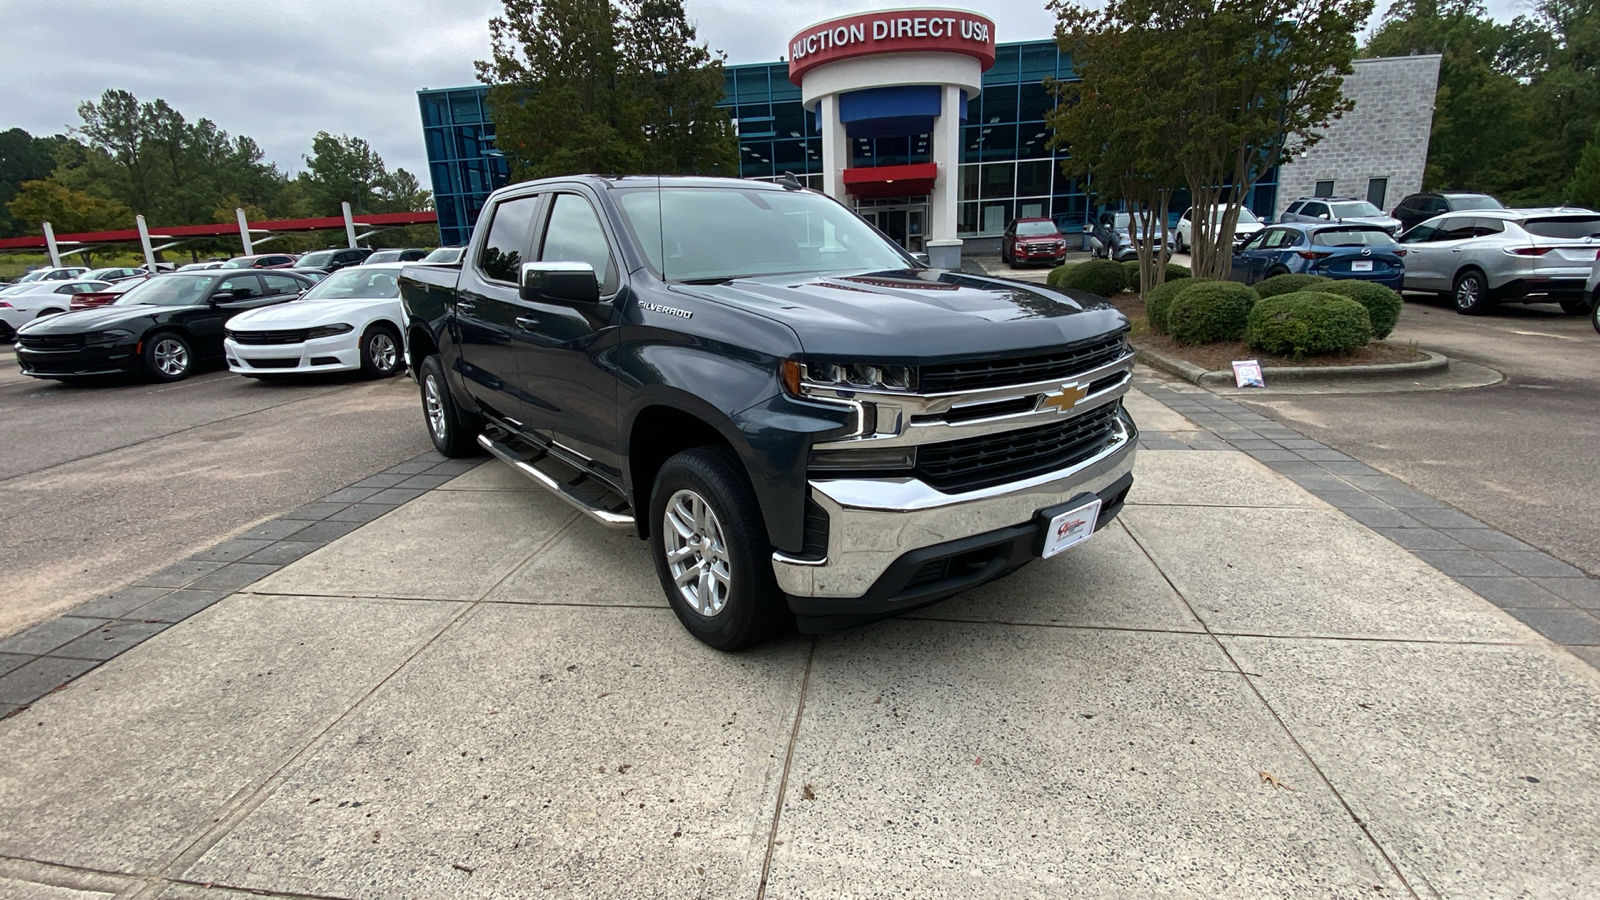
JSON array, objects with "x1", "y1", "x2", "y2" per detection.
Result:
[
  {"x1": 1037, "y1": 497, "x2": 1103, "y2": 559},
  {"x1": 1351, "y1": 259, "x2": 1374, "y2": 272}
]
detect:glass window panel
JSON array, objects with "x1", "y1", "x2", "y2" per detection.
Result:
[
  {"x1": 736, "y1": 67, "x2": 769, "y2": 102},
  {"x1": 985, "y1": 45, "x2": 1020, "y2": 84},
  {"x1": 736, "y1": 103, "x2": 771, "y2": 123},
  {"x1": 449, "y1": 92, "x2": 482, "y2": 124},
  {"x1": 741, "y1": 141, "x2": 774, "y2": 177},
  {"x1": 722, "y1": 72, "x2": 737, "y2": 103},
  {"x1": 773, "y1": 102, "x2": 806, "y2": 138},
  {"x1": 980, "y1": 162, "x2": 1015, "y2": 199},
  {"x1": 1052, "y1": 194, "x2": 1088, "y2": 229},
  {"x1": 768, "y1": 67, "x2": 801, "y2": 101},
  {"x1": 980, "y1": 124, "x2": 1017, "y2": 162},
  {"x1": 772, "y1": 139, "x2": 807, "y2": 170},
  {"x1": 805, "y1": 138, "x2": 822, "y2": 171},
  {"x1": 1019, "y1": 42, "x2": 1058, "y2": 81},
  {"x1": 455, "y1": 126, "x2": 481, "y2": 160},
  {"x1": 477, "y1": 195, "x2": 538, "y2": 283},
  {"x1": 980, "y1": 85, "x2": 1018, "y2": 124},
  {"x1": 959, "y1": 165, "x2": 980, "y2": 202},
  {"x1": 1053, "y1": 165, "x2": 1082, "y2": 195},
  {"x1": 962, "y1": 125, "x2": 983, "y2": 164},
  {"x1": 431, "y1": 162, "x2": 458, "y2": 195},
  {"x1": 1018, "y1": 123, "x2": 1051, "y2": 158},
  {"x1": 1017, "y1": 159, "x2": 1052, "y2": 196},
  {"x1": 1019, "y1": 82, "x2": 1053, "y2": 122},
  {"x1": 421, "y1": 94, "x2": 449, "y2": 128},
  {"x1": 980, "y1": 201, "x2": 1013, "y2": 233},
  {"x1": 909, "y1": 132, "x2": 931, "y2": 165},
  {"x1": 426, "y1": 128, "x2": 451, "y2": 161},
  {"x1": 1017, "y1": 199, "x2": 1047, "y2": 219},
  {"x1": 804, "y1": 107, "x2": 821, "y2": 137},
  {"x1": 541, "y1": 193, "x2": 618, "y2": 293},
  {"x1": 875, "y1": 136, "x2": 911, "y2": 167},
  {"x1": 958, "y1": 201, "x2": 980, "y2": 235}
]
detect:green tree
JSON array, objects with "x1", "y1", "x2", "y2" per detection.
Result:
[
  {"x1": 0, "y1": 129, "x2": 68, "y2": 238},
  {"x1": 621, "y1": 0, "x2": 738, "y2": 175},
  {"x1": 6, "y1": 178, "x2": 133, "y2": 264},
  {"x1": 298, "y1": 132, "x2": 431, "y2": 216},
  {"x1": 1567, "y1": 120, "x2": 1600, "y2": 207}
]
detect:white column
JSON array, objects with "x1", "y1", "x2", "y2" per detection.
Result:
[
  {"x1": 41, "y1": 221, "x2": 61, "y2": 268},
  {"x1": 136, "y1": 215, "x2": 157, "y2": 270},
  {"x1": 342, "y1": 201, "x2": 358, "y2": 248},
  {"x1": 235, "y1": 208, "x2": 253, "y2": 255},
  {"x1": 926, "y1": 83, "x2": 965, "y2": 269},
  {"x1": 820, "y1": 96, "x2": 849, "y2": 203}
]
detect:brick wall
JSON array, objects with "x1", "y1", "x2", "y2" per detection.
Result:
[{"x1": 1274, "y1": 54, "x2": 1441, "y2": 217}]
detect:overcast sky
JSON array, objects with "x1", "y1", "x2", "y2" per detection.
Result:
[{"x1": 1, "y1": 0, "x2": 1533, "y2": 196}]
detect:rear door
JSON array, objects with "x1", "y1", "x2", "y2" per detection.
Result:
[
  {"x1": 455, "y1": 191, "x2": 547, "y2": 430},
  {"x1": 519, "y1": 190, "x2": 626, "y2": 482}
]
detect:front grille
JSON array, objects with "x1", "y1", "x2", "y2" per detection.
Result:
[
  {"x1": 17, "y1": 334, "x2": 84, "y2": 351},
  {"x1": 914, "y1": 401, "x2": 1122, "y2": 493},
  {"x1": 228, "y1": 328, "x2": 309, "y2": 345},
  {"x1": 919, "y1": 335, "x2": 1128, "y2": 393},
  {"x1": 242, "y1": 357, "x2": 300, "y2": 368},
  {"x1": 1023, "y1": 242, "x2": 1059, "y2": 253}
]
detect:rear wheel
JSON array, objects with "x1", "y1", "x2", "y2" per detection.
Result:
[
  {"x1": 419, "y1": 354, "x2": 482, "y2": 457},
  {"x1": 359, "y1": 324, "x2": 402, "y2": 377},
  {"x1": 649, "y1": 446, "x2": 787, "y2": 650},
  {"x1": 143, "y1": 331, "x2": 192, "y2": 382},
  {"x1": 1452, "y1": 269, "x2": 1489, "y2": 315},
  {"x1": 1559, "y1": 297, "x2": 1592, "y2": 316}
]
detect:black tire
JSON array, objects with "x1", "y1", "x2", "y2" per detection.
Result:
[
  {"x1": 1452, "y1": 269, "x2": 1490, "y2": 315},
  {"x1": 142, "y1": 331, "x2": 193, "y2": 382},
  {"x1": 1591, "y1": 297, "x2": 1600, "y2": 335},
  {"x1": 359, "y1": 324, "x2": 402, "y2": 378},
  {"x1": 1000, "y1": 245, "x2": 1011, "y2": 265},
  {"x1": 418, "y1": 353, "x2": 482, "y2": 457},
  {"x1": 648, "y1": 446, "x2": 787, "y2": 650},
  {"x1": 1267, "y1": 266, "x2": 1291, "y2": 278},
  {"x1": 1559, "y1": 297, "x2": 1592, "y2": 316}
]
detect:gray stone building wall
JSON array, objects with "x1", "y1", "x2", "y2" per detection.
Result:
[{"x1": 1274, "y1": 54, "x2": 1441, "y2": 217}]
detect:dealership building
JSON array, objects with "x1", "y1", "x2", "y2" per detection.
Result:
[{"x1": 418, "y1": 9, "x2": 1439, "y2": 262}]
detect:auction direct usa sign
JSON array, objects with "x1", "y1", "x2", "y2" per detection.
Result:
[{"x1": 787, "y1": 9, "x2": 997, "y2": 83}]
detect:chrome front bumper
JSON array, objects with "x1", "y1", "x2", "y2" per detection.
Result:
[{"x1": 771, "y1": 408, "x2": 1137, "y2": 599}]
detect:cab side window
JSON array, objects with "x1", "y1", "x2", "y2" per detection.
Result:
[
  {"x1": 217, "y1": 274, "x2": 262, "y2": 299},
  {"x1": 1263, "y1": 229, "x2": 1296, "y2": 249},
  {"x1": 1400, "y1": 223, "x2": 1436, "y2": 243},
  {"x1": 1301, "y1": 202, "x2": 1329, "y2": 219},
  {"x1": 261, "y1": 274, "x2": 304, "y2": 296},
  {"x1": 477, "y1": 195, "x2": 540, "y2": 283},
  {"x1": 1433, "y1": 218, "x2": 1476, "y2": 241},
  {"x1": 541, "y1": 193, "x2": 618, "y2": 294}
]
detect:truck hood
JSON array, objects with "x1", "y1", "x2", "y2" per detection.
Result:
[{"x1": 672, "y1": 269, "x2": 1128, "y2": 360}]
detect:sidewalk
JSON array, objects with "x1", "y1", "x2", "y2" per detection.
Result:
[{"x1": 2, "y1": 375, "x2": 1598, "y2": 898}]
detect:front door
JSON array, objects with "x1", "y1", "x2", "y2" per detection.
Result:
[
  {"x1": 455, "y1": 192, "x2": 548, "y2": 431},
  {"x1": 857, "y1": 200, "x2": 928, "y2": 253}
]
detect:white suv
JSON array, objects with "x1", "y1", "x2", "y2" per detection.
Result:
[
  {"x1": 1172, "y1": 205, "x2": 1263, "y2": 253},
  {"x1": 1397, "y1": 208, "x2": 1600, "y2": 315}
]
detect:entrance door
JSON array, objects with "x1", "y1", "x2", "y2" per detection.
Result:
[{"x1": 856, "y1": 200, "x2": 929, "y2": 253}]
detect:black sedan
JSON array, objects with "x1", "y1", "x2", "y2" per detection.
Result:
[{"x1": 14, "y1": 270, "x2": 313, "y2": 382}]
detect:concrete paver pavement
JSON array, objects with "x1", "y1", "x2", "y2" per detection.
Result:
[{"x1": 1, "y1": 386, "x2": 1598, "y2": 897}]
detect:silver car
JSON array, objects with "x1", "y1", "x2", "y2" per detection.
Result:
[
  {"x1": 1397, "y1": 208, "x2": 1600, "y2": 314},
  {"x1": 1281, "y1": 198, "x2": 1404, "y2": 235},
  {"x1": 1586, "y1": 254, "x2": 1599, "y2": 333}
]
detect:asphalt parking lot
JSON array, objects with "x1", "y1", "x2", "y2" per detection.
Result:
[{"x1": 0, "y1": 350, "x2": 428, "y2": 636}]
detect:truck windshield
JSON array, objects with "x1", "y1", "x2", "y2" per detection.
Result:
[{"x1": 616, "y1": 187, "x2": 914, "y2": 281}]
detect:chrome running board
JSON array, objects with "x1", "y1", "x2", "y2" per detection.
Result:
[{"x1": 477, "y1": 431, "x2": 635, "y2": 529}]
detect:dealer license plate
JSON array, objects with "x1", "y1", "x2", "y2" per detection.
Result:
[
  {"x1": 1041, "y1": 499, "x2": 1102, "y2": 559},
  {"x1": 1351, "y1": 259, "x2": 1373, "y2": 272}
]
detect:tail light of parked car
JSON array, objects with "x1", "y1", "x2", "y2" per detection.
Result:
[{"x1": 1296, "y1": 251, "x2": 1332, "y2": 260}]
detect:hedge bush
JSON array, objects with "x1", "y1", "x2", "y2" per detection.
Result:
[
  {"x1": 1047, "y1": 263, "x2": 1076, "y2": 287},
  {"x1": 1254, "y1": 273, "x2": 1333, "y2": 298},
  {"x1": 1056, "y1": 258, "x2": 1129, "y2": 297},
  {"x1": 1318, "y1": 280, "x2": 1403, "y2": 340},
  {"x1": 1121, "y1": 260, "x2": 1143, "y2": 286},
  {"x1": 1165, "y1": 263, "x2": 1192, "y2": 280},
  {"x1": 1246, "y1": 291, "x2": 1373, "y2": 358},
  {"x1": 1143, "y1": 276, "x2": 1211, "y2": 335},
  {"x1": 1165, "y1": 281, "x2": 1259, "y2": 345},
  {"x1": 1121, "y1": 261, "x2": 1192, "y2": 293}
]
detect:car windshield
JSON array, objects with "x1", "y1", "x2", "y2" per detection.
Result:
[
  {"x1": 1016, "y1": 221, "x2": 1057, "y2": 236},
  {"x1": 298, "y1": 251, "x2": 336, "y2": 267},
  {"x1": 1448, "y1": 195, "x2": 1502, "y2": 211},
  {"x1": 298, "y1": 267, "x2": 401, "y2": 301},
  {"x1": 1521, "y1": 216, "x2": 1600, "y2": 239},
  {"x1": 617, "y1": 187, "x2": 912, "y2": 281},
  {"x1": 112, "y1": 274, "x2": 214, "y2": 307},
  {"x1": 14, "y1": 270, "x2": 49, "y2": 283},
  {"x1": 1312, "y1": 228, "x2": 1399, "y2": 247},
  {"x1": 1329, "y1": 201, "x2": 1385, "y2": 218},
  {"x1": 366, "y1": 251, "x2": 402, "y2": 264},
  {"x1": 421, "y1": 247, "x2": 462, "y2": 263}
]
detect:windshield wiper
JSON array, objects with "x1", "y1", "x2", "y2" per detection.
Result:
[{"x1": 676, "y1": 276, "x2": 737, "y2": 285}]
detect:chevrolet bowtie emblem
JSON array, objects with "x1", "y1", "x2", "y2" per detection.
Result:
[{"x1": 1038, "y1": 383, "x2": 1089, "y2": 414}]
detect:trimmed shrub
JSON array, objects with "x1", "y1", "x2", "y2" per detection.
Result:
[
  {"x1": 1144, "y1": 276, "x2": 1212, "y2": 335},
  {"x1": 1046, "y1": 263, "x2": 1076, "y2": 288},
  {"x1": 1165, "y1": 263, "x2": 1191, "y2": 280},
  {"x1": 1165, "y1": 281, "x2": 1259, "y2": 345},
  {"x1": 1254, "y1": 272, "x2": 1333, "y2": 298},
  {"x1": 1319, "y1": 280, "x2": 1403, "y2": 340},
  {"x1": 1121, "y1": 260, "x2": 1142, "y2": 286},
  {"x1": 1246, "y1": 291, "x2": 1373, "y2": 358},
  {"x1": 1057, "y1": 258, "x2": 1129, "y2": 297},
  {"x1": 1121, "y1": 261, "x2": 1190, "y2": 293}
]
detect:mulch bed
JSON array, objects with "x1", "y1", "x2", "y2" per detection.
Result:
[{"x1": 1105, "y1": 290, "x2": 1425, "y2": 370}]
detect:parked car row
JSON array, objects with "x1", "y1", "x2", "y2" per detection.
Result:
[{"x1": 7, "y1": 264, "x2": 409, "y2": 383}]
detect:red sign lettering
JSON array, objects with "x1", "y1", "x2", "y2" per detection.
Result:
[{"x1": 787, "y1": 10, "x2": 997, "y2": 84}]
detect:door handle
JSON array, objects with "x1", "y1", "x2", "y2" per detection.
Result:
[
  {"x1": 456, "y1": 300, "x2": 476, "y2": 312},
  {"x1": 1451, "y1": 249, "x2": 1462, "y2": 253},
  {"x1": 515, "y1": 316, "x2": 541, "y2": 331}
]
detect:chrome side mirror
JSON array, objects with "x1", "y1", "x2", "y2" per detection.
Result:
[{"x1": 520, "y1": 261, "x2": 599, "y2": 305}]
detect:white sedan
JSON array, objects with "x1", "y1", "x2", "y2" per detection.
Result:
[
  {"x1": 0, "y1": 280, "x2": 111, "y2": 340},
  {"x1": 223, "y1": 263, "x2": 404, "y2": 378}
]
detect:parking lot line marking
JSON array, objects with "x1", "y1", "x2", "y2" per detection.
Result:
[{"x1": 1508, "y1": 330, "x2": 1581, "y2": 341}]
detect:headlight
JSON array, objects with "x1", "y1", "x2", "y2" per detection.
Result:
[
  {"x1": 82, "y1": 329, "x2": 134, "y2": 344},
  {"x1": 792, "y1": 361, "x2": 913, "y2": 392},
  {"x1": 307, "y1": 323, "x2": 354, "y2": 339}
]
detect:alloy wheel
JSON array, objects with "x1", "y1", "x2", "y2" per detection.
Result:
[
  {"x1": 369, "y1": 332, "x2": 397, "y2": 373},
  {"x1": 663, "y1": 488, "x2": 732, "y2": 617},
  {"x1": 153, "y1": 338, "x2": 188, "y2": 377},
  {"x1": 1456, "y1": 276, "x2": 1482, "y2": 311},
  {"x1": 423, "y1": 373, "x2": 447, "y2": 440}
]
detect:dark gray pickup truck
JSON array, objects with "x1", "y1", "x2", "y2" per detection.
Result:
[{"x1": 400, "y1": 175, "x2": 1137, "y2": 649}]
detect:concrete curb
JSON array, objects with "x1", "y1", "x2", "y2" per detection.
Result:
[{"x1": 1135, "y1": 346, "x2": 1449, "y2": 388}]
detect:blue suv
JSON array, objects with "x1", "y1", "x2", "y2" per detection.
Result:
[{"x1": 1228, "y1": 222, "x2": 1406, "y2": 290}]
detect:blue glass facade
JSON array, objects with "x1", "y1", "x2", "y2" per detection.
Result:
[{"x1": 418, "y1": 39, "x2": 1277, "y2": 245}]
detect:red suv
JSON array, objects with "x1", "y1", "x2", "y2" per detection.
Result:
[{"x1": 1002, "y1": 218, "x2": 1069, "y2": 266}]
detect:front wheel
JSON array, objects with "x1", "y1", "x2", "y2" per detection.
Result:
[
  {"x1": 143, "y1": 331, "x2": 193, "y2": 382},
  {"x1": 649, "y1": 446, "x2": 787, "y2": 650},
  {"x1": 1591, "y1": 298, "x2": 1600, "y2": 335},
  {"x1": 1453, "y1": 270, "x2": 1489, "y2": 315},
  {"x1": 418, "y1": 354, "x2": 482, "y2": 457},
  {"x1": 359, "y1": 324, "x2": 402, "y2": 378}
]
